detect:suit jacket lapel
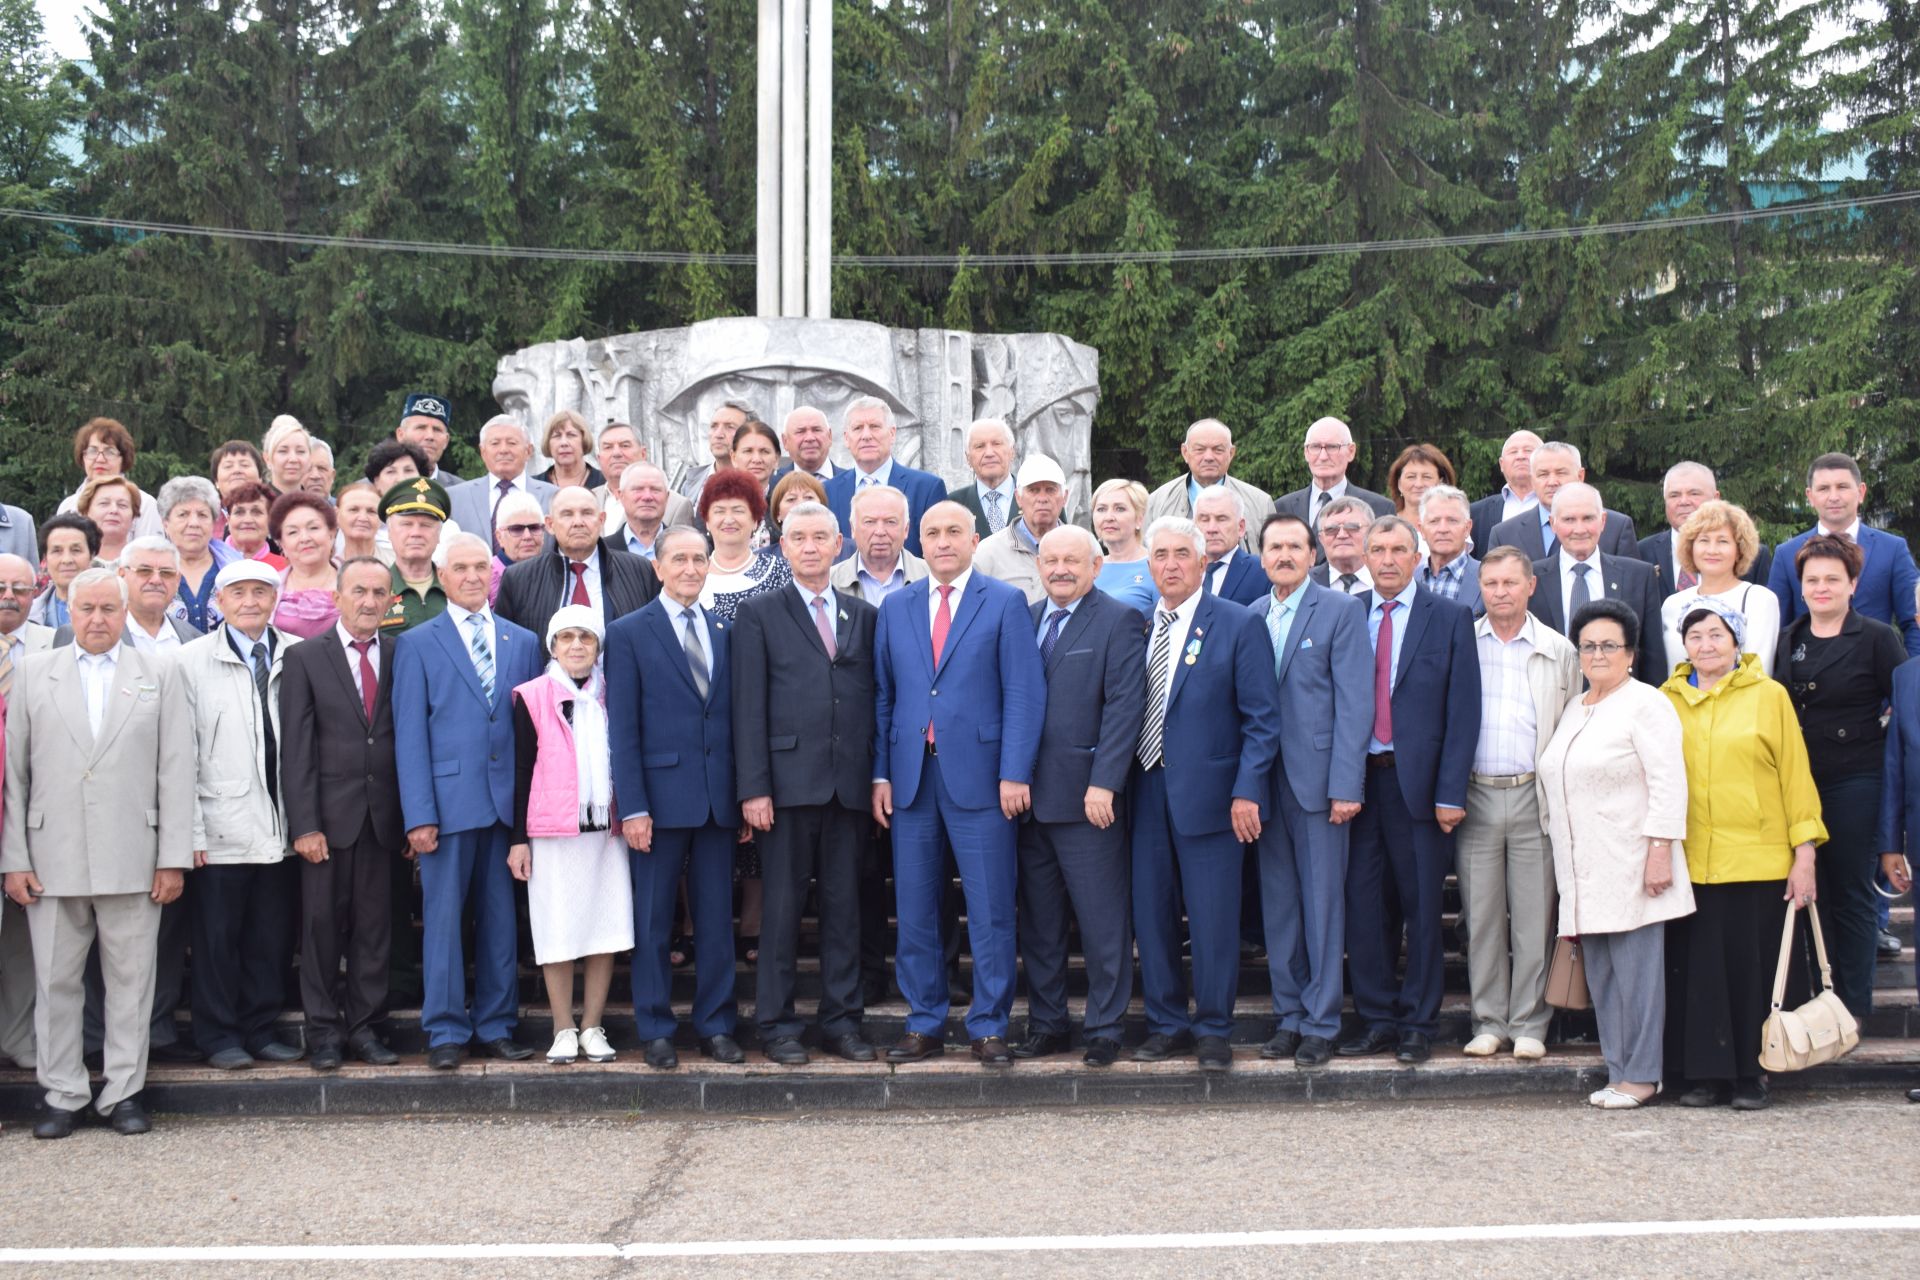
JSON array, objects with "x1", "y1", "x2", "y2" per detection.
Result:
[
  {"x1": 1275, "y1": 589, "x2": 1315, "y2": 686},
  {"x1": 1394, "y1": 589, "x2": 1433, "y2": 686},
  {"x1": 1045, "y1": 597, "x2": 1097, "y2": 676},
  {"x1": 90, "y1": 647, "x2": 146, "y2": 763},
  {"x1": 783, "y1": 586, "x2": 830, "y2": 661},
  {"x1": 831, "y1": 590, "x2": 858, "y2": 657},
  {"x1": 647, "y1": 600, "x2": 702, "y2": 698},
  {"x1": 324, "y1": 634, "x2": 369, "y2": 726},
  {"x1": 433, "y1": 613, "x2": 488, "y2": 708},
  {"x1": 49, "y1": 649, "x2": 93, "y2": 756},
  {"x1": 933, "y1": 580, "x2": 988, "y2": 680},
  {"x1": 1169, "y1": 595, "x2": 1215, "y2": 708}
]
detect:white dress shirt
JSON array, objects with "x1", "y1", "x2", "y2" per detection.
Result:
[
  {"x1": 124, "y1": 615, "x2": 183, "y2": 656},
  {"x1": 1327, "y1": 564, "x2": 1373, "y2": 596},
  {"x1": 928, "y1": 567, "x2": 973, "y2": 634},
  {"x1": 559, "y1": 549, "x2": 603, "y2": 610},
  {"x1": 1818, "y1": 517, "x2": 1863, "y2": 543},
  {"x1": 1557, "y1": 547, "x2": 1609, "y2": 625},
  {"x1": 1500, "y1": 484, "x2": 1538, "y2": 523},
  {"x1": 1205, "y1": 548, "x2": 1240, "y2": 596},
  {"x1": 445, "y1": 601, "x2": 496, "y2": 685},
  {"x1": 77, "y1": 642, "x2": 121, "y2": 737},
  {"x1": 336, "y1": 621, "x2": 381, "y2": 705},
  {"x1": 1145, "y1": 589, "x2": 1204, "y2": 726},
  {"x1": 668, "y1": 598, "x2": 714, "y2": 677}
]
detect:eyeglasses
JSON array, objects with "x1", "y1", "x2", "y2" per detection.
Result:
[
  {"x1": 82, "y1": 446, "x2": 121, "y2": 461},
  {"x1": 125, "y1": 566, "x2": 181, "y2": 581},
  {"x1": 501, "y1": 523, "x2": 544, "y2": 537},
  {"x1": 0, "y1": 584, "x2": 34, "y2": 597},
  {"x1": 1577, "y1": 641, "x2": 1627, "y2": 656},
  {"x1": 1321, "y1": 523, "x2": 1365, "y2": 536},
  {"x1": 1305, "y1": 443, "x2": 1350, "y2": 455}
]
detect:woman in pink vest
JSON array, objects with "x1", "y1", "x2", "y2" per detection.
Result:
[{"x1": 507, "y1": 605, "x2": 634, "y2": 1064}]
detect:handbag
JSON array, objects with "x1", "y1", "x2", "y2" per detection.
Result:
[
  {"x1": 1758, "y1": 901, "x2": 1860, "y2": 1073},
  {"x1": 1545, "y1": 936, "x2": 1590, "y2": 1010}
]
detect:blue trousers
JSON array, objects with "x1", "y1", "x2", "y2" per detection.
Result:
[
  {"x1": 1257, "y1": 781, "x2": 1350, "y2": 1039},
  {"x1": 1346, "y1": 761, "x2": 1454, "y2": 1036},
  {"x1": 1017, "y1": 816, "x2": 1133, "y2": 1041},
  {"x1": 418, "y1": 824, "x2": 519, "y2": 1048},
  {"x1": 630, "y1": 823, "x2": 738, "y2": 1041},
  {"x1": 1130, "y1": 763, "x2": 1242, "y2": 1039},
  {"x1": 892, "y1": 753, "x2": 1017, "y2": 1039}
]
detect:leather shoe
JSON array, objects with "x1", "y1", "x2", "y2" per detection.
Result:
[
  {"x1": 643, "y1": 1037, "x2": 679, "y2": 1070},
  {"x1": 148, "y1": 1041, "x2": 204, "y2": 1065},
  {"x1": 1906, "y1": 1087, "x2": 1920, "y2": 1103},
  {"x1": 970, "y1": 1036, "x2": 1013, "y2": 1066},
  {"x1": 206, "y1": 1047, "x2": 255, "y2": 1070},
  {"x1": 251, "y1": 1040, "x2": 304, "y2": 1063},
  {"x1": 826, "y1": 1032, "x2": 877, "y2": 1063},
  {"x1": 107, "y1": 1098, "x2": 151, "y2": 1135},
  {"x1": 1082, "y1": 1038, "x2": 1121, "y2": 1067},
  {"x1": 1675, "y1": 1082, "x2": 1729, "y2": 1108},
  {"x1": 762, "y1": 1036, "x2": 809, "y2": 1066},
  {"x1": 1131, "y1": 1032, "x2": 1189, "y2": 1062},
  {"x1": 1730, "y1": 1079, "x2": 1771, "y2": 1111},
  {"x1": 1337, "y1": 1027, "x2": 1398, "y2": 1057},
  {"x1": 478, "y1": 1037, "x2": 534, "y2": 1062},
  {"x1": 350, "y1": 1037, "x2": 401, "y2": 1067},
  {"x1": 699, "y1": 1034, "x2": 745, "y2": 1064},
  {"x1": 1196, "y1": 1035, "x2": 1233, "y2": 1073},
  {"x1": 1010, "y1": 1031, "x2": 1068, "y2": 1059},
  {"x1": 1395, "y1": 1031, "x2": 1432, "y2": 1064},
  {"x1": 885, "y1": 1032, "x2": 944, "y2": 1063},
  {"x1": 309, "y1": 1043, "x2": 344, "y2": 1073},
  {"x1": 33, "y1": 1106, "x2": 80, "y2": 1139},
  {"x1": 1260, "y1": 1029, "x2": 1302, "y2": 1060},
  {"x1": 1878, "y1": 928, "x2": 1903, "y2": 958},
  {"x1": 426, "y1": 1044, "x2": 466, "y2": 1071},
  {"x1": 1294, "y1": 1035, "x2": 1335, "y2": 1068}
]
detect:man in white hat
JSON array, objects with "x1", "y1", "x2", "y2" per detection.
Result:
[{"x1": 971, "y1": 454, "x2": 1067, "y2": 604}]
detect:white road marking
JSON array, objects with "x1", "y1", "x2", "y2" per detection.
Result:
[{"x1": 4, "y1": 1215, "x2": 1919, "y2": 1263}]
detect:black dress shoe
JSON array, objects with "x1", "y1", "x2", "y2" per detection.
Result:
[
  {"x1": 1196, "y1": 1035, "x2": 1233, "y2": 1072},
  {"x1": 1730, "y1": 1079, "x2": 1771, "y2": 1111},
  {"x1": 309, "y1": 1043, "x2": 344, "y2": 1072},
  {"x1": 1878, "y1": 928, "x2": 1904, "y2": 959},
  {"x1": 826, "y1": 1032, "x2": 877, "y2": 1063},
  {"x1": 762, "y1": 1036, "x2": 809, "y2": 1066},
  {"x1": 1294, "y1": 1035, "x2": 1335, "y2": 1068},
  {"x1": 1337, "y1": 1027, "x2": 1398, "y2": 1057},
  {"x1": 970, "y1": 1036, "x2": 1013, "y2": 1066},
  {"x1": 886, "y1": 1032, "x2": 944, "y2": 1063},
  {"x1": 107, "y1": 1098, "x2": 151, "y2": 1135},
  {"x1": 1010, "y1": 1031, "x2": 1068, "y2": 1059},
  {"x1": 148, "y1": 1041, "x2": 204, "y2": 1065},
  {"x1": 250, "y1": 1040, "x2": 304, "y2": 1063},
  {"x1": 1676, "y1": 1082, "x2": 1730, "y2": 1108},
  {"x1": 1395, "y1": 1031, "x2": 1432, "y2": 1064},
  {"x1": 1131, "y1": 1032, "x2": 1189, "y2": 1062},
  {"x1": 700, "y1": 1034, "x2": 745, "y2": 1064},
  {"x1": 1082, "y1": 1038, "x2": 1121, "y2": 1067},
  {"x1": 426, "y1": 1044, "x2": 466, "y2": 1071},
  {"x1": 33, "y1": 1107, "x2": 79, "y2": 1139},
  {"x1": 478, "y1": 1037, "x2": 534, "y2": 1062},
  {"x1": 1260, "y1": 1029, "x2": 1302, "y2": 1060},
  {"x1": 644, "y1": 1037, "x2": 679, "y2": 1070},
  {"x1": 350, "y1": 1037, "x2": 401, "y2": 1067}
]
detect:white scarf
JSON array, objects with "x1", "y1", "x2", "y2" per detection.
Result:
[{"x1": 547, "y1": 659, "x2": 612, "y2": 828}]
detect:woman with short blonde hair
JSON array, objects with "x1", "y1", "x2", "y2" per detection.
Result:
[
  {"x1": 1659, "y1": 500, "x2": 1779, "y2": 671},
  {"x1": 1091, "y1": 478, "x2": 1152, "y2": 612}
]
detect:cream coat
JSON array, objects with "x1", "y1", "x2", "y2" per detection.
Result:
[
  {"x1": 177, "y1": 626, "x2": 295, "y2": 864},
  {"x1": 1537, "y1": 679, "x2": 1695, "y2": 935}
]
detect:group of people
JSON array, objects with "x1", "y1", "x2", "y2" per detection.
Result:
[{"x1": 0, "y1": 392, "x2": 1916, "y2": 1143}]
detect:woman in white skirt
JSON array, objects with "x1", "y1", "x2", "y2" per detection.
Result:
[{"x1": 508, "y1": 605, "x2": 635, "y2": 1064}]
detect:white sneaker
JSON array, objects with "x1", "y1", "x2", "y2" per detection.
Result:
[
  {"x1": 547, "y1": 1028, "x2": 580, "y2": 1064},
  {"x1": 1463, "y1": 1033, "x2": 1505, "y2": 1057},
  {"x1": 1590, "y1": 1086, "x2": 1645, "y2": 1110},
  {"x1": 578, "y1": 1026, "x2": 616, "y2": 1063},
  {"x1": 1513, "y1": 1037, "x2": 1547, "y2": 1061}
]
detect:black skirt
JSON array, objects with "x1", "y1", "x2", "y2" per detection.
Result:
[{"x1": 1664, "y1": 879, "x2": 1808, "y2": 1084}]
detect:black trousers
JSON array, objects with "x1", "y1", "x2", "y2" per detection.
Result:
[
  {"x1": 1810, "y1": 771, "x2": 1883, "y2": 1018},
  {"x1": 757, "y1": 802, "x2": 867, "y2": 1041},
  {"x1": 84, "y1": 891, "x2": 190, "y2": 1054},
  {"x1": 300, "y1": 819, "x2": 396, "y2": 1047},
  {"x1": 191, "y1": 861, "x2": 294, "y2": 1056},
  {"x1": 1018, "y1": 817, "x2": 1133, "y2": 1041},
  {"x1": 1665, "y1": 878, "x2": 1805, "y2": 1085}
]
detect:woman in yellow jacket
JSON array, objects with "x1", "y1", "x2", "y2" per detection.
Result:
[{"x1": 1661, "y1": 597, "x2": 1826, "y2": 1111}]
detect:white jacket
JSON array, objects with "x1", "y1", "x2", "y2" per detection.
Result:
[{"x1": 177, "y1": 626, "x2": 297, "y2": 864}]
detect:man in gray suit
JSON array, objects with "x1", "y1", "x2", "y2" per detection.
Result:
[
  {"x1": 0, "y1": 554, "x2": 51, "y2": 679},
  {"x1": 0, "y1": 552, "x2": 51, "y2": 1069},
  {"x1": 3, "y1": 569, "x2": 194, "y2": 1137},
  {"x1": 448, "y1": 415, "x2": 558, "y2": 553},
  {"x1": 1247, "y1": 513, "x2": 1372, "y2": 1067}
]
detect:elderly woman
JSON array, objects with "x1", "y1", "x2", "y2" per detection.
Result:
[
  {"x1": 1538, "y1": 600, "x2": 1693, "y2": 1109},
  {"x1": 219, "y1": 481, "x2": 286, "y2": 570},
  {"x1": 767, "y1": 470, "x2": 828, "y2": 548},
  {"x1": 508, "y1": 606, "x2": 634, "y2": 1065},
  {"x1": 1091, "y1": 478, "x2": 1153, "y2": 612},
  {"x1": 270, "y1": 491, "x2": 341, "y2": 638},
  {"x1": 537, "y1": 410, "x2": 603, "y2": 491},
  {"x1": 76, "y1": 475, "x2": 140, "y2": 566},
  {"x1": 364, "y1": 439, "x2": 428, "y2": 496},
  {"x1": 490, "y1": 490, "x2": 548, "y2": 605},
  {"x1": 1662, "y1": 598, "x2": 1827, "y2": 1111},
  {"x1": 334, "y1": 481, "x2": 389, "y2": 564},
  {"x1": 209, "y1": 440, "x2": 267, "y2": 540},
  {"x1": 262, "y1": 414, "x2": 312, "y2": 495},
  {"x1": 56, "y1": 417, "x2": 163, "y2": 538},
  {"x1": 160, "y1": 475, "x2": 239, "y2": 632},
  {"x1": 698, "y1": 467, "x2": 791, "y2": 621},
  {"x1": 29, "y1": 513, "x2": 100, "y2": 628},
  {"x1": 1388, "y1": 444, "x2": 1456, "y2": 526},
  {"x1": 1775, "y1": 533, "x2": 1908, "y2": 1018},
  {"x1": 1659, "y1": 500, "x2": 1780, "y2": 671}
]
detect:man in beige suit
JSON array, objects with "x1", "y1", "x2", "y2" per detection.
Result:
[
  {"x1": 2, "y1": 569, "x2": 194, "y2": 1138},
  {"x1": 0, "y1": 551, "x2": 53, "y2": 1070}
]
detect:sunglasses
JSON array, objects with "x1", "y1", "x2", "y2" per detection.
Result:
[{"x1": 501, "y1": 523, "x2": 545, "y2": 538}]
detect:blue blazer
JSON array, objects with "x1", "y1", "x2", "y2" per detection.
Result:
[
  {"x1": 1028, "y1": 590, "x2": 1147, "y2": 824},
  {"x1": 1245, "y1": 582, "x2": 1373, "y2": 813},
  {"x1": 1153, "y1": 593, "x2": 1282, "y2": 836},
  {"x1": 1880, "y1": 660, "x2": 1920, "y2": 857},
  {"x1": 1205, "y1": 551, "x2": 1268, "y2": 607},
  {"x1": 1770, "y1": 523, "x2": 1920, "y2": 658},
  {"x1": 873, "y1": 573, "x2": 1045, "y2": 811},
  {"x1": 1359, "y1": 586, "x2": 1481, "y2": 816},
  {"x1": 392, "y1": 610, "x2": 541, "y2": 835},
  {"x1": 604, "y1": 598, "x2": 738, "y2": 830},
  {"x1": 824, "y1": 463, "x2": 950, "y2": 558}
]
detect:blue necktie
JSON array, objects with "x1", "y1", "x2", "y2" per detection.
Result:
[
  {"x1": 467, "y1": 614, "x2": 495, "y2": 701},
  {"x1": 1041, "y1": 608, "x2": 1068, "y2": 663}
]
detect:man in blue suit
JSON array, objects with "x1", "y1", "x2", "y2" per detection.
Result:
[
  {"x1": 1129, "y1": 516, "x2": 1281, "y2": 1072},
  {"x1": 1770, "y1": 452, "x2": 1920, "y2": 658},
  {"x1": 392, "y1": 532, "x2": 542, "y2": 1070},
  {"x1": 605, "y1": 527, "x2": 742, "y2": 1070},
  {"x1": 823, "y1": 397, "x2": 950, "y2": 558},
  {"x1": 1340, "y1": 515, "x2": 1481, "y2": 1064},
  {"x1": 1246, "y1": 514, "x2": 1372, "y2": 1068},
  {"x1": 1011, "y1": 526, "x2": 1146, "y2": 1067},
  {"x1": 1195, "y1": 487, "x2": 1269, "y2": 606},
  {"x1": 872, "y1": 501, "x2": 1045, "y2": 1065}
]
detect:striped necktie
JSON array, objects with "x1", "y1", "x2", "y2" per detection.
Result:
[
  {"x1": 467, "y1": 613, "x2": 495, "y2": 701},
  {"x1": 1135, "y1": 610, "x2": 1175, "y2": 769}
]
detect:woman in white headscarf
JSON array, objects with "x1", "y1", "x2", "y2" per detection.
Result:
[{"x1": 507, "y1": 605, "x2": 635, "y2": 1065}]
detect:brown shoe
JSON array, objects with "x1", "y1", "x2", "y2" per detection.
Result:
[
  {"x1": 885, "y1": 1032, "x2": 945, "y2": 1063},
  {"x1": 970, "y1": 1036, "x2": 1013, "y2": 1066}
]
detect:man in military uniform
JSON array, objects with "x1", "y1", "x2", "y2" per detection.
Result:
[{"x1": 379, "y1": 478, "x2": 450, "y2": 635}]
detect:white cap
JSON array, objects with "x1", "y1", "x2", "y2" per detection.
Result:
[
  {"x1": 213, "y1": 559, "x2": 282, "y2": 594},
  {"x1": 546, "y1": 603, "x2": 605, "y2": 647},
  {"x1": 1016, "y1": 454, "x2": 1066, "y2": 490}
]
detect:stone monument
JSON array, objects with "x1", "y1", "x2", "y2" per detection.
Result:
[{"x1": 492, "y1": 317, "x2": 1099, "y2": 515}]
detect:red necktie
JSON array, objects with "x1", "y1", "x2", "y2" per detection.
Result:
[
  {"x1": 568, "y1": 560, "x2": 590, "y2": 607},
  {"x1": 1372, "y1": 600, "x2": 1397, "y2": 745},
  {"x1": 350, "y1": 638, "x2": 377, "y2": 723},
  {"x1": 928, "y1": 584, "x2": 953, "y2": 744}
]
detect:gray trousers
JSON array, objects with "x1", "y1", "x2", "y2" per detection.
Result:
[
  {"x1": 31, "y1": 893, "x2": 161, "y2": 1115},
  {"x1": 1584, "y1": 925, "x2": 1665, "y2": 1085},
  {"x1": 1455, "y1": 780, "x2": 1556, "y2": 1041},
  {"x1": 0, "y1": 896, "x2": 35, "y2": 1067},
  {"x1": 85, "y1": 895, "x2": 188, "y2": 1052}
]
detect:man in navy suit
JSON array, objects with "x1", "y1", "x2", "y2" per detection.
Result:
[
  {"x1": 1011, "y1": 526, "x2": 1146, "y2": 1066},
  {"x1": 1486, "y1": 442, "x2": 1640, "y2": 562},
  {"x1": 1195, "y1": 487, "x2": 1268, "y2": 606},
  {"x1": 1468, "y1": 430, "x2": 1542, "y2": 556},
  {"x1": 1246, "y1": 514, "x2": 1372, "y2": 1068},
  {"x1": 823, "y1": 397, "x2": 949, "y2": 558},
  {"x1": 1129, "y1": 516, "x2": 1281, "y2": 1072},
  {"x1": 1770, "y1": 452, "x2": 1920, "y2": 658},
  {"x1": 605, "y1": 527, "x2": 743, "y2": 1070},
  {"x1": 1641, "y1": 461, "x2": 1772, "y2": 599},
  {"x1": 872, "y1": 501, "x2": 1045, "y2": 1066},
  {"x1": 392, "y1": 533, "x2": 542, "y2": 1069},
  {"x1": 1339, "y1": 515, "x2": 1480, "y2": 1064}
]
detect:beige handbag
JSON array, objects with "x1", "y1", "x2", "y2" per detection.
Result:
[
  {"x1": 1545, "y1": 937, "x2": 1590, "y2": 1010},
  {"x1": 1758, "y1": 902, "x2": 1860, "y2": 1073}
]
